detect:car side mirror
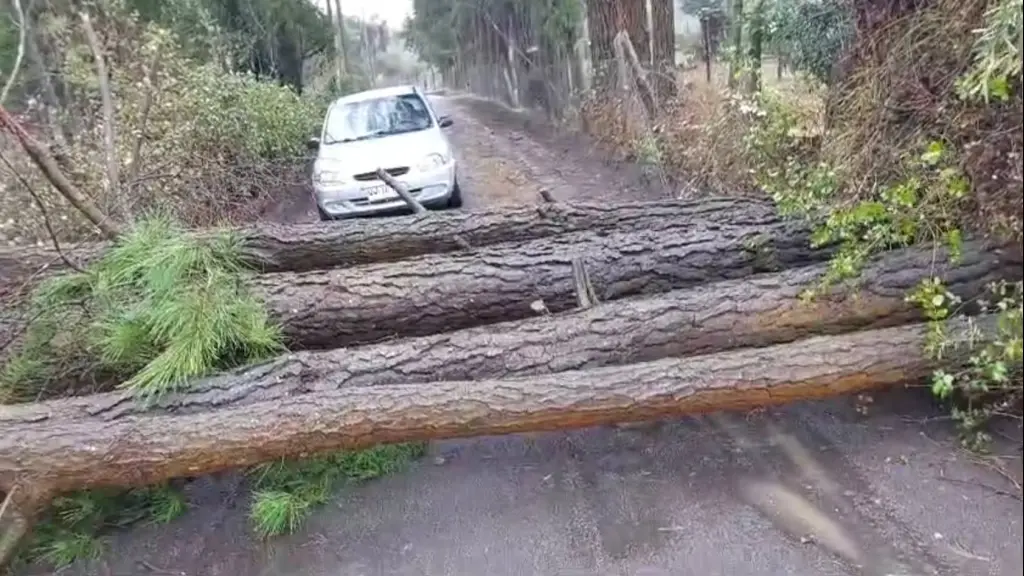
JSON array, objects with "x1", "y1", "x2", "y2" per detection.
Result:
[
  {"x1": 306, "y1": 137, "x2": 320, "y2": 150},
  {"x1": 438, "y1": 116, "x2": 454, "y2": 128}
]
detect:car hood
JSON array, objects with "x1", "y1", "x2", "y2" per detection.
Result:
[{"x1": 315, "y1": 129, "x2": 448, "y2": 175}]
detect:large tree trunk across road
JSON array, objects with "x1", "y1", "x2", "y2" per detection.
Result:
[
  {"x1": 0, "y1": 319, "x2": 988, "y2": 534},
  {"x1": 0, "y1": 198, "x2": 782, "y2": 296},
  {"x1": 256, "y1": 213, "x2": 825, "y2": 349},
  {"x1": 4, "y1": 242, "x2": 1015, "y2": 423}
]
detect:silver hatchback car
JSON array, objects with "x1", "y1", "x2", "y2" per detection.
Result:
[{"x1": 307, "y1": 85, "x2": 462, "y2": 220}]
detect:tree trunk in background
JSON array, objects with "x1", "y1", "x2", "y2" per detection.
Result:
[
  {"x1": 727, "y1": 0, "x2": 744, "y2": 89},
  {"x1": 14, "y1": 242, "x2": 1013, "y2": 420},
  {"x1": 587, "y1": 0, "x2": 644, "y2": 86},
  {"x1": 334, "y1": 0, "x2": 348, "y2": 75},
  {"x1": 576, "y1": 0, "x2": 593, "y2": 92},
  {"x1": 746, "y1": 0, "x2": 765, "y2": 92},
  {"x1": 649, "y1": 0, "x2": 676, "y2": 98},
  {"x1": 586, "y1": 0, "x2": 674, "y2": 94},
  {"x1": 0, "y1": 319, "x2": 987, "y2": 526},
  {"x1": 325, "y1": 0, "x2": 340, "y2": 86},
  {"x1": 0, "y1": 198, "x2": 782, "y2": 294},
  {"x1": 505, "y1": 15, "x2": 520, "y2": 107}
]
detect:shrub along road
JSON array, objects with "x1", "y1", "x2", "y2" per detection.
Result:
[{"x1": 34, "y1": 95, "x2": 1023, "y2": 576}]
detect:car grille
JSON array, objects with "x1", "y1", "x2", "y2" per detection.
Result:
[{"x1": 353, "y1": 167, "x2": 409, "y2": 181}]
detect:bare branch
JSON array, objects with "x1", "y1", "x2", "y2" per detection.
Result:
[
  {"x1": 79, "y1": 11, "x2": 120, "y2": 201},
  {"x1": 614, "y1": 31, "x2": 657, "y2": 122},
  {"x1": 0, "y1": 149, "x2": 85, "y2": 272},
  {"x1": 571, "y1": 257, "x2": 598, "y2": 309},
  {"x1": 126, "y1": 55, "x2": 160, "y2": 192},
  {"x1": 0, "y1": 485, "x2": 30, "y2": 573},
  {"x1": 0, "y1": 103, "x2": 121, "y2": 239},
  {"x1": 376, "y1": 167, "x2": 427, "y2": 214},
  {"x1": 0, "y1": 487, "x2": 15, "y2": 528},
  {"x1": 0, "y1": 0, "x2": 26, "y2": 105}
]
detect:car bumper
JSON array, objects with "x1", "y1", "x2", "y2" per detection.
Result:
[{"x1": 314, "y1": 162, "x2": 457, "y2": 218}]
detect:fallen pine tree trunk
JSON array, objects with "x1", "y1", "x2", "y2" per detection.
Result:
[
  {"x1": 0, "y1": 197, "x2": 781, "y2": 294},
  {"x1": 258, "y1": 218, "x2": 825, "y2": 349},
  {"x1": 7, "y1": 241, "x2": 1015, "y2": 420},
  {"x1": 0, "y1": 318, "x2": 990, "y2": 566}
]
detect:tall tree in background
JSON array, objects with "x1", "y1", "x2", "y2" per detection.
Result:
[
  {"x1": 726, "y1": 0, "x2": 743, "y2": 88},
  {"x1": 332, "y1": 0, "x2": 349, "y2": 77},
  {"x1": 587, "y1": 0, "x2": 675, "y2": 82}
]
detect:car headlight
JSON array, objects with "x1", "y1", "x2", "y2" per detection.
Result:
[
  {"x1": 314, "y1": 170, "x2": 346, "y2": 184},
  {"x1": 416, "y1": 153, "x2": 447, "y2": 172}
]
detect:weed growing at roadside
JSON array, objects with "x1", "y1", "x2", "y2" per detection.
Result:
[
  {"x1": 249, "y1": 443, "x2": 427, "y2": 538},
  {"x1": 909, "y1": 279, "x2": 1023, "y2": 449},
  {"x1": 17, "y1": 484, "x2": 187, "y2": 568}
]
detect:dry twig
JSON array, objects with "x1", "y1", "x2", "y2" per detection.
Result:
[
  {"x1": 0, "y1": 103, "x2": 121, "y2": 239},
  {"x1": 0, "y1": 150, "x2": 85, "y2": 272}
]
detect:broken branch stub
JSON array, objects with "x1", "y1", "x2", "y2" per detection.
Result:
[{"x1": 376, "y1": 167, "x2": 427, "y2": 215}]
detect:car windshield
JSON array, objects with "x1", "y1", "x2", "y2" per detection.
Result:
[{"x1": 323, "y1": 93, "x2": 434, "y2": 144}]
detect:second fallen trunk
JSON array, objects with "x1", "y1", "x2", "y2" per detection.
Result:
[{"x1": 256, "y1": 216, "x2": 822, "y2": 348}]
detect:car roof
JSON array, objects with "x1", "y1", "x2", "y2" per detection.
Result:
[{"x1": 331, "y1": 85, "x2": 421, "y2": 107}]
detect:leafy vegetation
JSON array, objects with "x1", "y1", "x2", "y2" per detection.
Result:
[
  {"x1": 403, "y1": 0, "x2": 583, "y2": 74},
  {"x1": 765, "y1": 0, "x2": 852, "y2": 85},
  {"x1": 18, "y1": 484, "x2": 187, "y2": 567},
  {"x1": 249, "y1": 443, "x2": 427, "y2": 537},
  {"x1": 585, "y1": 0, "x2": 1020, "y2": 446},
  {"x1": 734, "y1": 0, "x2": 1022, "y2": 445},
  {"x1": 4, "y1": 213, "x2": 427, "y2": 568},
  {"x1": 0, "y1": 215, "x2": 283, "y2": 403}
]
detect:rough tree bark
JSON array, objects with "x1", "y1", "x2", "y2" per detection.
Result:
[
  {"x1": 254, "y1": 215, "x2": 825, "y2": 349},
  {"x1": 0, "y1": 318, "x2": 989, "y2": 567},
  {"x1": 9, "y1": 242, "x2": 1014, "y2": 421},
  {"x1": 0, "y1": 198, "x2": 779, "y2": 294}
]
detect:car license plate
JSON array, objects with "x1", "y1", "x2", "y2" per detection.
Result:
[{"x1": 364, "y1": 184, "x2": 398, "y2": 202}]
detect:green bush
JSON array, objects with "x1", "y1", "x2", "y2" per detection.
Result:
[
  {"x1": 739, "y1": 10, "x2": 1022, "y2": 446},
  {"x1": 1, "y1": 7, "x2": 327, "y2": 245},
  {"x1": 3, "y1": 5, "x2": 418, "y2": 570}
]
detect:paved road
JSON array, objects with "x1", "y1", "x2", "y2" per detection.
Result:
[{"x1": 29, "y1": 95, "x2": 1023, "y2": 576}]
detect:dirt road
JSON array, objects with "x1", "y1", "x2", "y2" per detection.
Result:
[{"x1": 23, "y1": 95, "x2": 1022, "y2": 576}]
